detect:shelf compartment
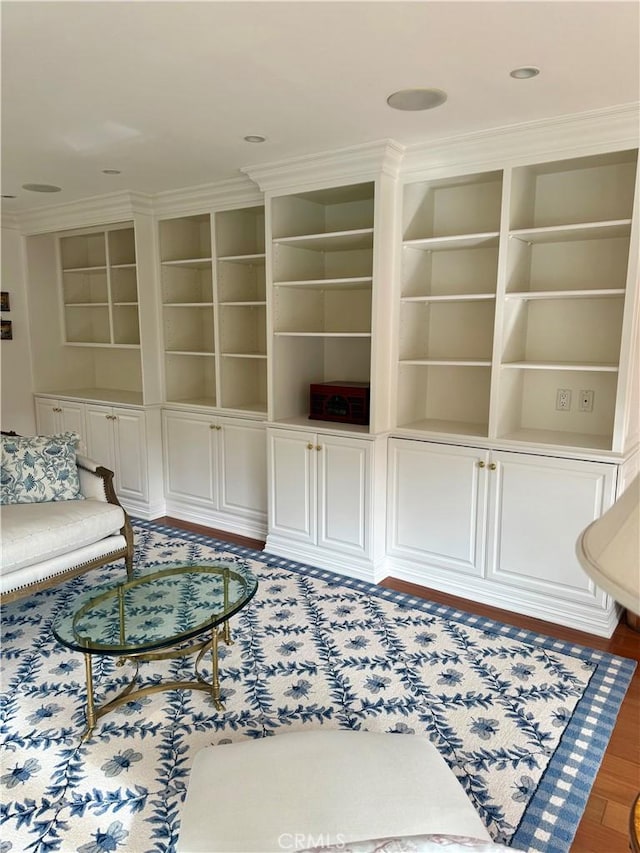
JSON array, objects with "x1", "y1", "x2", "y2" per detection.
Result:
[
  {"x1": 107, "y1": 228, "x2": 136, "y2": 266},
  {"x1": 399, "y1": 300, "x2": 495, "y2": 361},
  {"x1": 164, "y1": 353, "x2": 216, "y2": 407},
  {"x1": 271, "y1": 182, "x2": 374, "y2": 240},
  {"x1": 62, "y1": 269, "x2": 108, "y2": 304},
  {"x1": 219, "y1": 356, "x2": 267, "y2": 414},
  {"x1": 110, "y1": 266, "x2": 138, "y2": 304},
  {"x1": 219, "y1": 304, "x2": 266, "y2": 355},
  {"x1": 272, "y1": 335, "x2": 371, "y2": 423},
  {"x1": 402, "y1": 243, "x2": 499, "y2": 299},
  {"x1": 403, "y1": 171, "x2": 503, "y2": 241},
  {"x1": 273, "y1": 284, "x2": 372, "y2": 334},
  {"x1": 60, "y1": 232, "x2": 106, "y2": 270},
  {"x1": 163, "y1": 305, "x2": 215, "y2": 353},
  {"x1": 112, "y1": 305, "x2": 140, "y2": 346},
  {"x1": 505, "y1": 229, "x2": 631, "y2": 294},
  {"x1": 509, "y1": 150, "x2": 637, "y2": 230},
  {"x1": 496, "y1": 368, "x2": 618, "y2": 450},
  {"x1": 501, "y1": 296, "x2": 624, "y2": 367},
  {"x1": 64, "y1": 305, "x2": 111, "y2": 344},
  {"x1": 217, "y1": 256, "x2": 266, "y2": 303},
  {"x1": 159, "y1": 214, "x2": 212, "y2": 262},
  {"x1": 397, "y1": 363, "x2": 491, "y2": 437},
  {"x1": 215, "y1": 206, "x2": 265, "y2": 257},
  {"x1": 273, "y1": 242, "x2": 373, "y2": 283},
  {"x1": 162, "y1": 263, "x2": 213, "y2": 304}
]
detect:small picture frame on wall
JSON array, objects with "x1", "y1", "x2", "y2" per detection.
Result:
[
  {"x1": 1, "y1": 319, "x2": 13, "y2": 340},
  {"x1": 0, "y1": 292, "x2": 9, "y2": 312}
]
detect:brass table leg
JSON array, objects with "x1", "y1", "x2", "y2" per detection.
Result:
[
  {"x1": 81, "y1": 652, "x2": 96, "y2": 742},
  {"x1": 210, "y1": 624, "x2": 224, "y2": 711}
]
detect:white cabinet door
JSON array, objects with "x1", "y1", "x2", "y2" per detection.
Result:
[
  {"x1": 268, "y1": 428, "x2": 316, "y2": 545},
  {"x1": 85, "y1": 405, "x2": 116, "y2": 473},
  {"x1": 85, "y1": 404, "x2": 148, "y2": 500},
  {"x1": 317, "y1": 433, "x2": 371, "y2": 558},
  {"x1": 218, "y1": 418, "x2": 266, "y2": 522},
  {"x1": 268, "y1": 428, "x2": 372, "y2": 558},
  {"x1": 387, "y1": 438, "x2": 489, "y2": 576},
  {"x1": 486, "y1": 451, "x2": 618, "y2": 605},
  {"x1": 163, "y1": 411, "x2": 216, "y2": 507},
  {"x1": 34, "y1": 397, "x2": 87, "y2": 451},
  {"x1": 112, "y1": 407, "x2": 147, "y2": 502}
]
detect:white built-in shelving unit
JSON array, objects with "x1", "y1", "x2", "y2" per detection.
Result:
[
  {"x1": 270, "y1": 182, "x2": 375, "y2": 431},
  {"x1": 159, "y1": 205, "x2": 266, "y2": 414},
  {"x1": 396, "y1": 150, "x2": 639, "y2": 452},
  {"x1": 60, "y1": 225, "x2": 140, "y2": 348}
]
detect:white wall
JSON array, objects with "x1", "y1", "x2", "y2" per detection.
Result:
[{"x1": 1, "y1": 225, "x2": 35, "y2": 434}]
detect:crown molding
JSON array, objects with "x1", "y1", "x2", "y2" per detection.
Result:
[
  {"x1": 401, "y1": 103, "x2": 640, "y2": 181},
  {"x1": 15, "y1": 191, "x2": 155, "y2": 235},
  {"x1": 152, "y1": 174, "x2": 262, "y2": 218},
  {"x1": 242, "y1": 139, "x2": 406, "y2": 195}
]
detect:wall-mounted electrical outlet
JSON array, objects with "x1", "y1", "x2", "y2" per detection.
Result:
[
  {"x1": 556, "y1": 388, "x2": 572, "y2": 411},
  {"x1": 579, "y1": 390, "x2": 594, "y2": 412}
]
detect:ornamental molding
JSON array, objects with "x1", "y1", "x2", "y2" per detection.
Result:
[
  {"x1": 15, "y1": 191, "x2": 154, "y2": 235},
  {"x1": 242, "y1": 139, "x2": 406, "y2": 195},
  {"x1": 152, "y1": 175, "x2": 262, "y2": 218},
  {"x1": 400, "y1": 102, "x2": 640, "y2": 181}
]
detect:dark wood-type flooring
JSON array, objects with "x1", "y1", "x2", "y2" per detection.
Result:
[{"x1": 156, "y1": 516, "x2": 640, "y2": 851}]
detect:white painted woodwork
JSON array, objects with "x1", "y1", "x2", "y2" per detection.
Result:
[
  {"x1": 268, "y1": 428, "x2": 372, "y2": 559},
  {"x1": 34, "y1": 397, "x2": 87, "y2": 452},
  {"x1": 386, "y1": 437, "x2": 621, "y2": 635},
  {"x1": 85, "y1": 404, "x2": 147, "y2": 503},
  {"x1": 158, "y1": 206, "x2": 267, "y2": 414},
  {"x1": 162, "y1": 409, "x2": 267, "y2": 537},
  {"x1": 387, "y1": 439, "x2": 489, "y2": 576}
]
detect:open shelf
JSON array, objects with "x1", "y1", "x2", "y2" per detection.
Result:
[
  {"x1": 399, "y1": 300, "x2": 494, "y2": 362},
  {"x1": 164, "y1": 353, "x2": 216, "y2": 407},
  {"x1": 271, "y1": 182, "x2": 375, "y2": 239},
  {"x1": 215, "y1": 206, "x2": 265, "y2": 257},
  {"x1": 219, "y1": 356, "x2": 267, "y2": 415},
  {"x1": 396, "y1": 363, "x2": 491, "y2": 438},
  {"x1": 159, "y1": 214, "x2": 212, "y2": 262},
  {"x1": 496, "y1": 368, "x2": 618, "y2": 450},
  {"x1": 59, "y1": 225, "x2": 141, "y2": 351},
  {"x1": 509, "y1": 150, "x2": 637, "y2": 230},
  {"x1": 273, "y1": 283, "x2": 372, "y2": 334}
]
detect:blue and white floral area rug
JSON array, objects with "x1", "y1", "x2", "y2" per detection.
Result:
[{"x1": 1, "y1": 520, "x2": 635, "y2": 853}]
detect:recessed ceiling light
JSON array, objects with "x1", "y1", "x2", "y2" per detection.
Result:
[
  {"x1": 244, "y1": 135, "x2": 266, "y2": 143},
  {"x1": 510, "y1": 66, "x2": 540, "y2": 79},
  {"x1": 387, "y1": 88, "x2": 447, "y2": 111},
  {"x1": 102, "y1": 169, "x2": 121, "y2": 175},
  {"x1": 22, "y1": 183, "x2": 62, "y2": 193},
  {"x1": 2, "y1": 194, "x2": 17, "y2": 199}
]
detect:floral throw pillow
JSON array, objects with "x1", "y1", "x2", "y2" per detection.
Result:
[{"x1": 1, "y1": 432, "x2": 84, "y2": 504}]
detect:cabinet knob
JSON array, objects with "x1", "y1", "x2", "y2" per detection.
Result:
[
  {"x1": 478, "y1": 460, "x2": 485, "y2": 468},
  {"x1": 216, "y1": 425, "x2": 222, "y2": 431},
  {"x1": 315, "y1": 445, "x2": 322, "y2": 451},
  {"x1": 307, "y1": 442, "x2": 314, "y2": 450},
  {"x1": 488, "y1": 462, "x2": 497, "y2": 471}
]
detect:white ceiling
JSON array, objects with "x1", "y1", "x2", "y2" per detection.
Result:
[{"x1": 2, "y1": 0, "x2": 639, "y2": 212}]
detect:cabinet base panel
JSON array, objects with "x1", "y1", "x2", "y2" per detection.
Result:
[
  {"x1": 382, "y1": 557, "x2": 622, "y2": 638},
  {"x1": 120, "y1": 498, "x2": 166, "y2": 521},
  {"x1": 265, "y1": 534, "x2": 380, "y2": 584},
  {"x1": 164, "y1": 500, "x2": 267, "y2": 542}
]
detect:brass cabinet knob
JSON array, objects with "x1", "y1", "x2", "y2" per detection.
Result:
[
  {"x1": 488, "y1": 462, "x2": 497, "y2": 470},
  {"x1": 478, "y1": 460, "x2": 485, "y2": 468},
  {"x1": 316, "y1": 444, "x2": 322, "y2": 451},
  {"x1": 307, "y1": 442, "x2": 314, "y2": 450}
]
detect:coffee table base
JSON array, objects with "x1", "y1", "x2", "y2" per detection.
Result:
[{"x1": 81, "y1": 622, "x2": 232, "y2": 742}]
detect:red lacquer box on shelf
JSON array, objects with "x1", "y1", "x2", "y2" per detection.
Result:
[{"x1": 309, "y1": 381, "x2": 370, "y2": 426}]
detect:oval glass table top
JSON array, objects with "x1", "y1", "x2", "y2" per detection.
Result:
[{"x1": 52, "y1": 561, "x2": 258, "y2": 655}]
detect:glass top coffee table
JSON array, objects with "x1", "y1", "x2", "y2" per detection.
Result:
[{"x1": 53, "y1": 562, "x2": 257, "y2": 741}]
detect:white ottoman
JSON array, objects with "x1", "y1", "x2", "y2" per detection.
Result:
[{"x1": 177, "y1": 730, "x2": 492, "y2": 852}]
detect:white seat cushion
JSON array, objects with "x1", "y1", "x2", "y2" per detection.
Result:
[
  {"x1": 0, "y1": 499, "x2": 124, "y2": 574},
  {"x1": 177, "y1": 730, "x2": 491, "y2": 853}
]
